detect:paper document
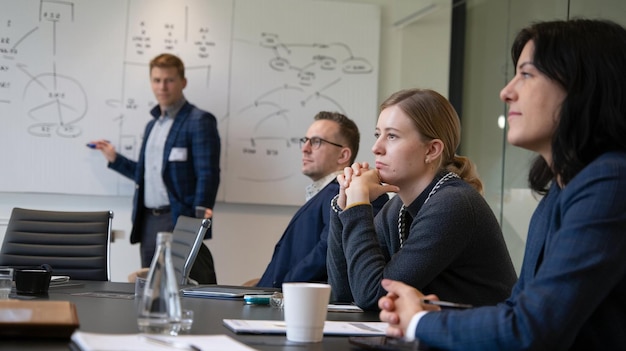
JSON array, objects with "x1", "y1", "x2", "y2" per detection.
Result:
[
  {"x1": 71, "y1": 331, "x2": 258, "y2": 351},
  {"x1": 223, "y1": 319, "x2": 388, "y2": 336}
]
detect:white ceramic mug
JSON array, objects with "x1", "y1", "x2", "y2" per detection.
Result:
[{"x1": 282, "y1": 282, "x2": 331, "y2": 343}]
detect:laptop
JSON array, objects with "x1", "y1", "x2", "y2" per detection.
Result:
[{"x1": 181, "y1": 284, "x2": 280, "y2": 299}]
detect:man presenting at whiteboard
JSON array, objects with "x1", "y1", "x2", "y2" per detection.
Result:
[
  {"x1": 251, "y1": 112, "x2": 388, "y2": 288},
  {"x1": 89, "y1": 53, "x2": 220, "y2": 283}
]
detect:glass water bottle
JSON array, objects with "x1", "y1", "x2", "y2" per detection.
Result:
[{"x1": 137, "y1": 232, "x2": 182, "y2": 335}]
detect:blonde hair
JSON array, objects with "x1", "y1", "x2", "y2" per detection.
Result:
[
  {"x1": 380, "y1": 88, "x2": 483, "y2": 193},
  {"x1": 150, "y1": 53, "x2": 185, "y2": 79}
]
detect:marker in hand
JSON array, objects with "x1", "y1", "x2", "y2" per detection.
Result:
[{"x1": 87, "y1": 140, "x2": 110, "y2": 149}]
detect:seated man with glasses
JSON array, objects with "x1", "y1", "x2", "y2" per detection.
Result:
[{"x1": 251, "y1": 111, "x2": 389, "y2": 288}]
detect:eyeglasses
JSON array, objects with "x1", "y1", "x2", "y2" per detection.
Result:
[{"x1": 299, "y1": 136, "x2": 343, "y2": 149}]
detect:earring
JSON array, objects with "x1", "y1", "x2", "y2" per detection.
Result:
[{"x1": 425, "y1": 157, "x2": 429, "y2": 164}]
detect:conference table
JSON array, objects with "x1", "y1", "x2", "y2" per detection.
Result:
[{"x1": 0, "y1": 281, "x2": 397, "y2": 351}]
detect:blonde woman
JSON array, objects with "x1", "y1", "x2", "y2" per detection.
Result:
[{"x1": 327, "y1": 89, "x2": 516, "y2": 310}]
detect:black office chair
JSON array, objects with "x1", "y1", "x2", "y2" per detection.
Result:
[
  {"x1": 129, "y1": 215, "x2": 215, "y2": 285},
  {"x1": 0, "y1": 207, "x2": 113, "y2": 281},
  {"x1": 171, "y1": 215, "x2": 213, "y2": 285}
]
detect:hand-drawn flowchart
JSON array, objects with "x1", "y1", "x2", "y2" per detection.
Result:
[
  {"x1": 0, "y1": 0, "x2": 232, "y2": 196},
  {"x1": 224, "y1": 0, "x2": 380, "y2": 205},
  {"x1": 228, "y1": 34, "x2": 372, "y2": 182},
  {"x1": 0, "y1": 0, "x2": 380, "y2": 206},
  {"x1": 5, "y1": 2, "x2": 87, "y2": 138}
]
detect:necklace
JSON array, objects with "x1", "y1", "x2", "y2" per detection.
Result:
[{"x1": 397, "y1": 172, "x2": 460, "y2": 248}]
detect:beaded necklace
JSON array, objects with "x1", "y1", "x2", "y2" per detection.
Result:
[{"x1": 397, "y1": 172, "x2": 460, "y2": 248}]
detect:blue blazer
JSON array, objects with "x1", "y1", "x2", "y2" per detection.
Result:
[
  {"x1": 109, "y1": 102, "x2": 220, "y2": 243},
  {"x1": 415, "y1": 152, "x2": 626, "y2": 350},
  {"x1": 257, "y1": 180, "x2": 388, "y2": 288}
]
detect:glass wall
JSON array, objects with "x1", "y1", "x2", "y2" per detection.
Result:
[{"x1": 461, "y1": 0, "x2": 626, "y2": 273}]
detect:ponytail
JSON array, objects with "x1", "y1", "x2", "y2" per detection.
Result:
[{"x1": 444, "y1": 155, "x2": 483, "y2": 194}]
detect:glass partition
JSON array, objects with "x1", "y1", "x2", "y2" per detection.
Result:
[{"x1": 461, "y1": 0, "x2": 626, "y2": 273}]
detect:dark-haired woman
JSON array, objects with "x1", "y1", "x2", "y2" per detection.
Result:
[{"x1": 379, "y1": 19, "x2": 626, "y2": 350}]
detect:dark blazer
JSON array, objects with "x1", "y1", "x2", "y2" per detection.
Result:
[
  {"x1": 415, "y1": 151, "x2": 626, "y2": 350},
  {"x1": 257, "y1": 179, "x2": 388, "y2": 288},
  {"x1": 109, "y1": 102, "x2": 220, "y2": 243}
]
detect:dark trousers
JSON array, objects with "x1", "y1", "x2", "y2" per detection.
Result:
[{"x1": 139, "y1": 209, "x2": 174, "y2": 268}]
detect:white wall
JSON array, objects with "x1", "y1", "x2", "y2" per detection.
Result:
[{"x1": 0, "y1": 0, "x2": 451, "y2": 284}]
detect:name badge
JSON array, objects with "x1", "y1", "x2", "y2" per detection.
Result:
[{"x1": 168, "y1": 147, "x2": 188, "y2": 162}]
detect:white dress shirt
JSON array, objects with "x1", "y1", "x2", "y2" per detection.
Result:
[{"x1": 305, "y1": 171, "x2": 342, "y2": 201}]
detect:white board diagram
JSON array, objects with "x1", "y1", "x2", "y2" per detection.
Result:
[
  {"x1": 0, "y1": 0, "x2": 380, "y2": 206},
  {"x1": 224, "y1": 0, "x2": 380, "y2": 205},
  {"x1": 0, "y1": 0, "x2": 232, "y2": 196}
]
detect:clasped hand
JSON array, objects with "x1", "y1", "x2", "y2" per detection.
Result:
[
  {"x1": 336, "y1": 162, "x2": 399, "y2": 210},
  {"x1": 378, "y1": 279, "x2": 441, "y2": 338}
]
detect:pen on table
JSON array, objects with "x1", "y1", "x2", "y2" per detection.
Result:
[
  {"x1": 422, "y1": 299, "x2": 473, "y2": 309},
  {"x1": 86, "y1": 140, "x2": 111, "y2": 149},
  {"x1": 140, "y1": 335, "x2": 201, "y2": 351}
]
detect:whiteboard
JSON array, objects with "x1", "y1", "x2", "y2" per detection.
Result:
[{"x1": 0, "y1": 0, "x2": 380, "y2": 206}]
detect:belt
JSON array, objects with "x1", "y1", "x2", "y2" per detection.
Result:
[{"x1": 145, "y1": 206, "x2": 171, "y2": 216}]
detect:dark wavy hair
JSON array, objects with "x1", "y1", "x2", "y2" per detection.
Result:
[{"x1": 511, "y1": 19, "x2": 626, "y2": 194}]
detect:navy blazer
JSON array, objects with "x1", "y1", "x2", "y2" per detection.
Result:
[
  {"x1": 257, "y1": 180, "x2": 388, "y2": 288},
  {"x1": 415, "y1": 152, "x2": 626, "y2": 350},
  {"x1": 109, "y1": 102, "x2": 220, "y2": 243}
]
